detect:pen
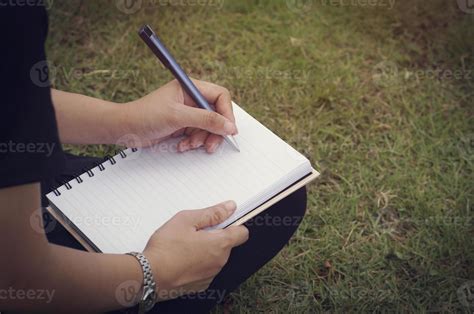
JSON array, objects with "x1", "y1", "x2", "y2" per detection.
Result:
[{"x1": 138, "y1": 24, "x2": 240, "y2": 152}]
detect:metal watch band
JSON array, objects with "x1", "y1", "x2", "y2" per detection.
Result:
[{"x1": 126, "y1": 252, "x2": 157, "y2": 313}]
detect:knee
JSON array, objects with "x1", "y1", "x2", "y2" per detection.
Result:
[
  {"x1": 289, "y1": 186, "x2": 307, "y2": 219},
  {"x1": 284, "y1": 186, "x2": 307, "y2": 230},
  {"x1": 245, "y1": 186, "x2": 307, "y2": 230}
]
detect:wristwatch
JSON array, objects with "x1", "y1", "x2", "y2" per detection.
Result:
[{"x1": 126, "y1": 252, "x2": 157, "y2": 313}]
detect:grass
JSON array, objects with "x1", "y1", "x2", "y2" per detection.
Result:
[{"x1": 46, "y1": 0, "x2": 473, "y2": 312}]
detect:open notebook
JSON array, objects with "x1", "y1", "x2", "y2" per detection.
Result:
[{"x1": 46, "y1": 103, "x2": 318, "y2": 254}]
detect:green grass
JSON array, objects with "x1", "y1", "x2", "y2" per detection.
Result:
[{"x1": 46, "y1": 0, "x2": 473, "y2": 312}]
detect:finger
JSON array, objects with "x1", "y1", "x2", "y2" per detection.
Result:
[
  {"x1": 188, "y1": 130, "x2": 210, "y2": 149},
  {"x1": 178, "y1": 137, "x2": 191, "y2": 152},
  {"x1": 193, "y1": 80, "x2": 235, "y2": 119},
  {"x1": 178, "y1": 130, "x2": 209, "y2": 152},
  {"x1": 185, "y1": 127, "x2": 199, "y2": 136},
  {"x1": 205, "y1": 134, "x2": 224, "y2": 153},
  {"x1": 177, "y1": 129, "x2": 205, "y2": 152},
  {"x1": 191, "y1": 200, "x2": 237, "y2": 230},
  {"x1": 183, "y1": 79, "x2": 237, "y2": 127},
  {"x1": 171, "y1": 128, "x2": 185, "y2": 138},
  {"x1": 176, "y1": 105, "x2": 237, "y2": 136},
  {"x1": 221, "y1": 225, "x2": 249, "y2": 247}
]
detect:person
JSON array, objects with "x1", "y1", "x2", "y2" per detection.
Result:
[{"x1": 0, "y1": 4, "x2": 307, "y2": 313}]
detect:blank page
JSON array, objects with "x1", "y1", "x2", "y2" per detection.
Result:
[{"x1": 47, "y1": 103, "x2": 312, "y2": 254}]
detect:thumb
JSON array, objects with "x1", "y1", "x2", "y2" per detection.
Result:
[
  {"x1": 177, "y1": 106, "x2": 237, "y2": 136},
  {"x1": 220, "y1": 225, "x2": 249, "y2": 247},
  {"x1": 192, "y1": 200, "x2": 237, "y2": 230}
]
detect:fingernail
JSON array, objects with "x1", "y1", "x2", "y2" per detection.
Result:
[
  {"x1": 223, "y1": 200, "x2": 236, "y2": 213},
  {"x1": 178, "y1": 141, "x2": 189, "y2": 152},
  {"x1": 224, "y1": 121, "x2": 237, "y2": 134},
  {"x1": 190, "y1": 140, "x2": 200, "y2": 149}
]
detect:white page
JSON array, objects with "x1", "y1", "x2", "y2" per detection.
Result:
[{"x1": 47, "y1": 103, "x2": 312, "y2": 254}]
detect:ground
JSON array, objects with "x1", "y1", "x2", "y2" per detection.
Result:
[{"x1": 46, "y1": 0, "x2": 473, "y2": 312}]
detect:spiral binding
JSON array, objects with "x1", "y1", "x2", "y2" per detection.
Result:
[{"x1": 52, "y1": 148, "x2": 139, "y2": 196}]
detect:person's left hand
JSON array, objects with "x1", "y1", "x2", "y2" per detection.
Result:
[{"x1": 121, "y1": 79, "x2": 238, "y2": 153}]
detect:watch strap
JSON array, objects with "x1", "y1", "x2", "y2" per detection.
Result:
[{"x1": 126, "y1": 252, "x2": 157, "y2": 313}]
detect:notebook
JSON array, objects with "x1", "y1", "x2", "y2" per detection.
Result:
[{"x1": 46, "y1": 103, "x2": 319, "y2": 254}]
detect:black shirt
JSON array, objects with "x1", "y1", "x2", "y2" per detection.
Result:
[{"x1": 0, "y1": 4, "x2": 64, "y2": 189}]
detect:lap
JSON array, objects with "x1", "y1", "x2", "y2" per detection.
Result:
[{"x1": 40, "y1": 153, "x2": 307, "y2": 313}]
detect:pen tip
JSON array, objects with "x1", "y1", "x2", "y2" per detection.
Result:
[
  {"x1": 231, "y1": 136, "x2": 240, "y2": 152},
  {"x1": 225, "y1": 135, "x2": 240, "y2": 152}
]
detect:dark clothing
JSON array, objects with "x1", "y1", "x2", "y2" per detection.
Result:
[{"x1": 0, "y1": 4, "x2": 65, "y2": 189}]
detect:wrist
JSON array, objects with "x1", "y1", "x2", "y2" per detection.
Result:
[
  {"x1": 126, "y1": 252, "x2": 158, "y2": 312},
  {"x1": 115, "y1": 254, "x2": 145, "y2": 309},
  {"x1": 106, "y1": 101, "x2": 136, "y2": 145},
  {"x1": 142, "y1": 249, "x2": 167, "y2": 302}
]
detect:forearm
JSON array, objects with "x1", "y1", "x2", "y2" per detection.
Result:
[
  {"x1": 0, "y1": 184, "x2": 142, "y2": 312},
  {"x1": 7, "y1": 245, "x2": 142, "y2": 312},
  {"x1": 51, "y1": 89, "x2": 129, "y2": 145}
]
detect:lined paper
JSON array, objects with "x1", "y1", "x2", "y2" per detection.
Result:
[{"x1": 47, "y1": 103, "x2": 312, "y2": 254}]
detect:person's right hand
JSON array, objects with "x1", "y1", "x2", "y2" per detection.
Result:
[{"x1": 143, "y1": 200, "x2": 249, "y2": 301}]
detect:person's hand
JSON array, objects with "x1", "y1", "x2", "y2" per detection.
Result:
[
  {"x1": 143, "y1": 200, "x2": 249, "y2": 301},
  {"x1": 122, "y1": 79, "x2": 238, "y2": 153}
]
